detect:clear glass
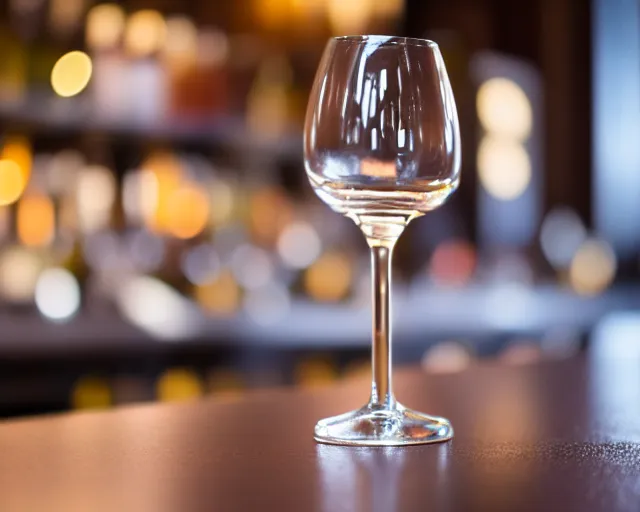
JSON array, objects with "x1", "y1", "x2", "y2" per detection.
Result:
[{"x1": 304, "y1": 35, "x2": 460, "y2": 446}]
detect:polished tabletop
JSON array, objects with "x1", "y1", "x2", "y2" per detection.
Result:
[{"x1": 0, "y1": 356, "x2": 639, "y2": 512}]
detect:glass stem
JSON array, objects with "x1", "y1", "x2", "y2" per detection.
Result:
[{"x1": 368, "y1": 241, "x2": 397, "y2": 409}]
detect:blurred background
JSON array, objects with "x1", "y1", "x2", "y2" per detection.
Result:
[{"x1": 0, "y1": 0, "x2": 637, "y2": 416}]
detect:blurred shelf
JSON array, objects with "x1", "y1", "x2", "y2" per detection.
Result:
[
  {"x1": 1, "y1": 284, "x2": 638, "y2": 357},
  {"x1": 0, "y1": 97, "x2": 302, "y2": 160}
]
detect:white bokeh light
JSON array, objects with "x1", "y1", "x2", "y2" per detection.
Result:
[
  {"x1": 277, "y1": 222, "x2": 321, "y2": 269},
  {"x1": 540, "y1": 207, "x2": 587, "y2": 269},
  {"x1": 230, "y1": 244, "x2": 274, "y2": 289},
  {"x1": 35, "y1": 268, "x2": 81, "y2": 322}
]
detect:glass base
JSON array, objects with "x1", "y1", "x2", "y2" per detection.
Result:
[{"x1": 314, "y1": 402, "x2": 453, "y2": 446}]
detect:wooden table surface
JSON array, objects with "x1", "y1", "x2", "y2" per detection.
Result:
[{"x1": 0, "y1": 356, "x2": 639, "y2": 512}]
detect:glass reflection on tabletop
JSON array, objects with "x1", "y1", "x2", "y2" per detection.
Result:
[{"x1": 316, "y1": 443, "x2": 450, "y2": 512}]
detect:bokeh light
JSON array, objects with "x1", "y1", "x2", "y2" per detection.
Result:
[
  {"x1": 49, "y1": 0, "x2": 85, "y2": 36},
  {"x1": 195, "y1": 271, "x2": 241, "y2": 316},
  {"x1": 122, "y1": 170, "x2": 159, "y2": 226},
  {"x1": 294, "y1": 356, "x2": 338, "y2": 387},
  {"x1": 209, "y1": 180, "x2": 235, "y2": 226},
  {"x1": 48, "y1": 149, "x2": 83, "y2": 195},
  {"x1": 126, "y1": 229, "x2": 165, "y2": 272},
  {"x1": 118, "y1": 276, "x2": 200, "y2": 340},
  {"x1": 140, "y1": 152, "x2": 183, "y2": 232},
  {"x1": 35, "y1": 268, "x2": 81, "y2": 322},
  {"x1": 422, "y1": 341, "x2": 472, "y2": 374},
  {"x1": 499, "y1": 340, "x2": 543, "y2": 365},
  {"x1": 17, "y1": 194, "x2": 55, "y2": 247},
  {"x1": 166, "y1": 184, "x2": 210, "y2": 239},
  {"x1": 477, "y1": 136, "x2": 531, "y2": 200},
  {"x1": 72, "y1": 376, "x2": 112, "y2": 410},
  {"x1": 373, "y1": 0, "x2": 404, "y2": 18},
  {"x1": 429, "y1": 240, "x2": 477, "y2": 286},
  {"x1": 157, "y1": 368, "x2": 204, "y2": 402},
  {"x1": 477, "y1": 78, "x2": 532, "y2": 140},
  {"x1": 181, "y1": 244, "x2": 220, "y2": 285},
  {"x1": 569, "y1": 239, "x2": 616, "y2": 296},
  {"x1": 0, "y1": 247, "x2": 41, "y2": 303},
  {"x1": 76, "y1": 165, "x2": 116, "y2": 233},
  {"x1": 0, "y1": 159, "x2": 26, "y2": 205},
  {"x1": 327, "y1": 0, "x2": 373, "y2": 35},
  {"x1": 163, "y1": 15, "x2": 198, "y2": 66},
  {"x1": 248, "y1": 187, "x2": 292, "y2": 244},
  {"x1": 86, "y1": 3, "x2": 126, "y2": 51},
  {"x1": 277, "y1": 221, "x2": 321, "y2": 269},
  {"x1": 124, "y1": 10, "x2": 167, "y2": 57},
  {"x1": 196, "y1": 29, "x2": 230, "y2": 67},
  {"x1": 231, "y1": 245, "x2": 274, "y2": 289},
  {"x1": 304, "y1": 251, "x2": 352, "y2": 302},
  {"x1": 50, "y1": 51, "x2": 93, "y2": 97},
  {"x1": 2, "y1": 136, "x2": 32, "y2": 185},
  {"x1": 540, "y1": 207, "x2": 587, "y2": 270}
]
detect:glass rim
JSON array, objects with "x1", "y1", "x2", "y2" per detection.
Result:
[{"x1": 331, "y1": 35, "x2": 439, "y2": 48}]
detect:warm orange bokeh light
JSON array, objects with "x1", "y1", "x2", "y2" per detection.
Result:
[
  {"x1": 17, "y1": 194, "x2": 56, "y2": 247},
  {"x1": 0, "y1": 159, "x2": 26, "y2": 206},
  {"x1": 2, "y1": 136, "x2": 32, "y2": 184},
  {"x1": 304, "y1": 251, "x2": 352, "y2": 302},
  {"x1": 157, "y1": 368, "x2": 204, "y2": 402},
  {"x1": 141, "y1": 152, "x2": 183, "y2": 232},
  {"x1": 195, "y1": 271, "x2": 241, "y2": 316},
  {"x1": 166, "y1": 184, "x2": 210, "y2": 239},
  {"x1": 248, "y1": 187, "x2": 292, "y2": 244}
]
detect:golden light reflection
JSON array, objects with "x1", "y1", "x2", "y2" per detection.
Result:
[
  {"x1": 304, "y1": 251, "x2": 352, "y2": 302},
  {"x1": 157, "y1": 368, "x2": 204, "y2": 402},
  {"x1": 124, "y1": 10, "x2": 167, "y2": 57},
  {"x1": 0, "y1": 159, "x2": 25, "y2": 205},
  {"x1": 166, "y1": 184, "x2": 210, "y2": 239},
  {"x1": 72, "y1": 376, "x2": 112, "y2": 410},
  {"x1": 569, "y1": 239, "x2": 616, "y2": 296},
  {"x1": 295, "y1": 357, "x2": 338, "y2": 387},
  {"x1": 86, "y1": 3, "x2": 126, "y2": 51},
  {"x1": 477, "y1": 136, "x2": 531, "y2": 200},
  {"x1": 195, "y1": 271, "x2": 241, "y2": 316},
  {"x1": 17, "y1": 194, "x2": 55, "y2": 247},
  {"x1": 51, "y1": 51, "x2": 93, "y2": 97}
]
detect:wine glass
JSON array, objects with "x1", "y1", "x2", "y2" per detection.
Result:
[{"x1": 304, "y1": 36, "x2": 460, "y2": 446}]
